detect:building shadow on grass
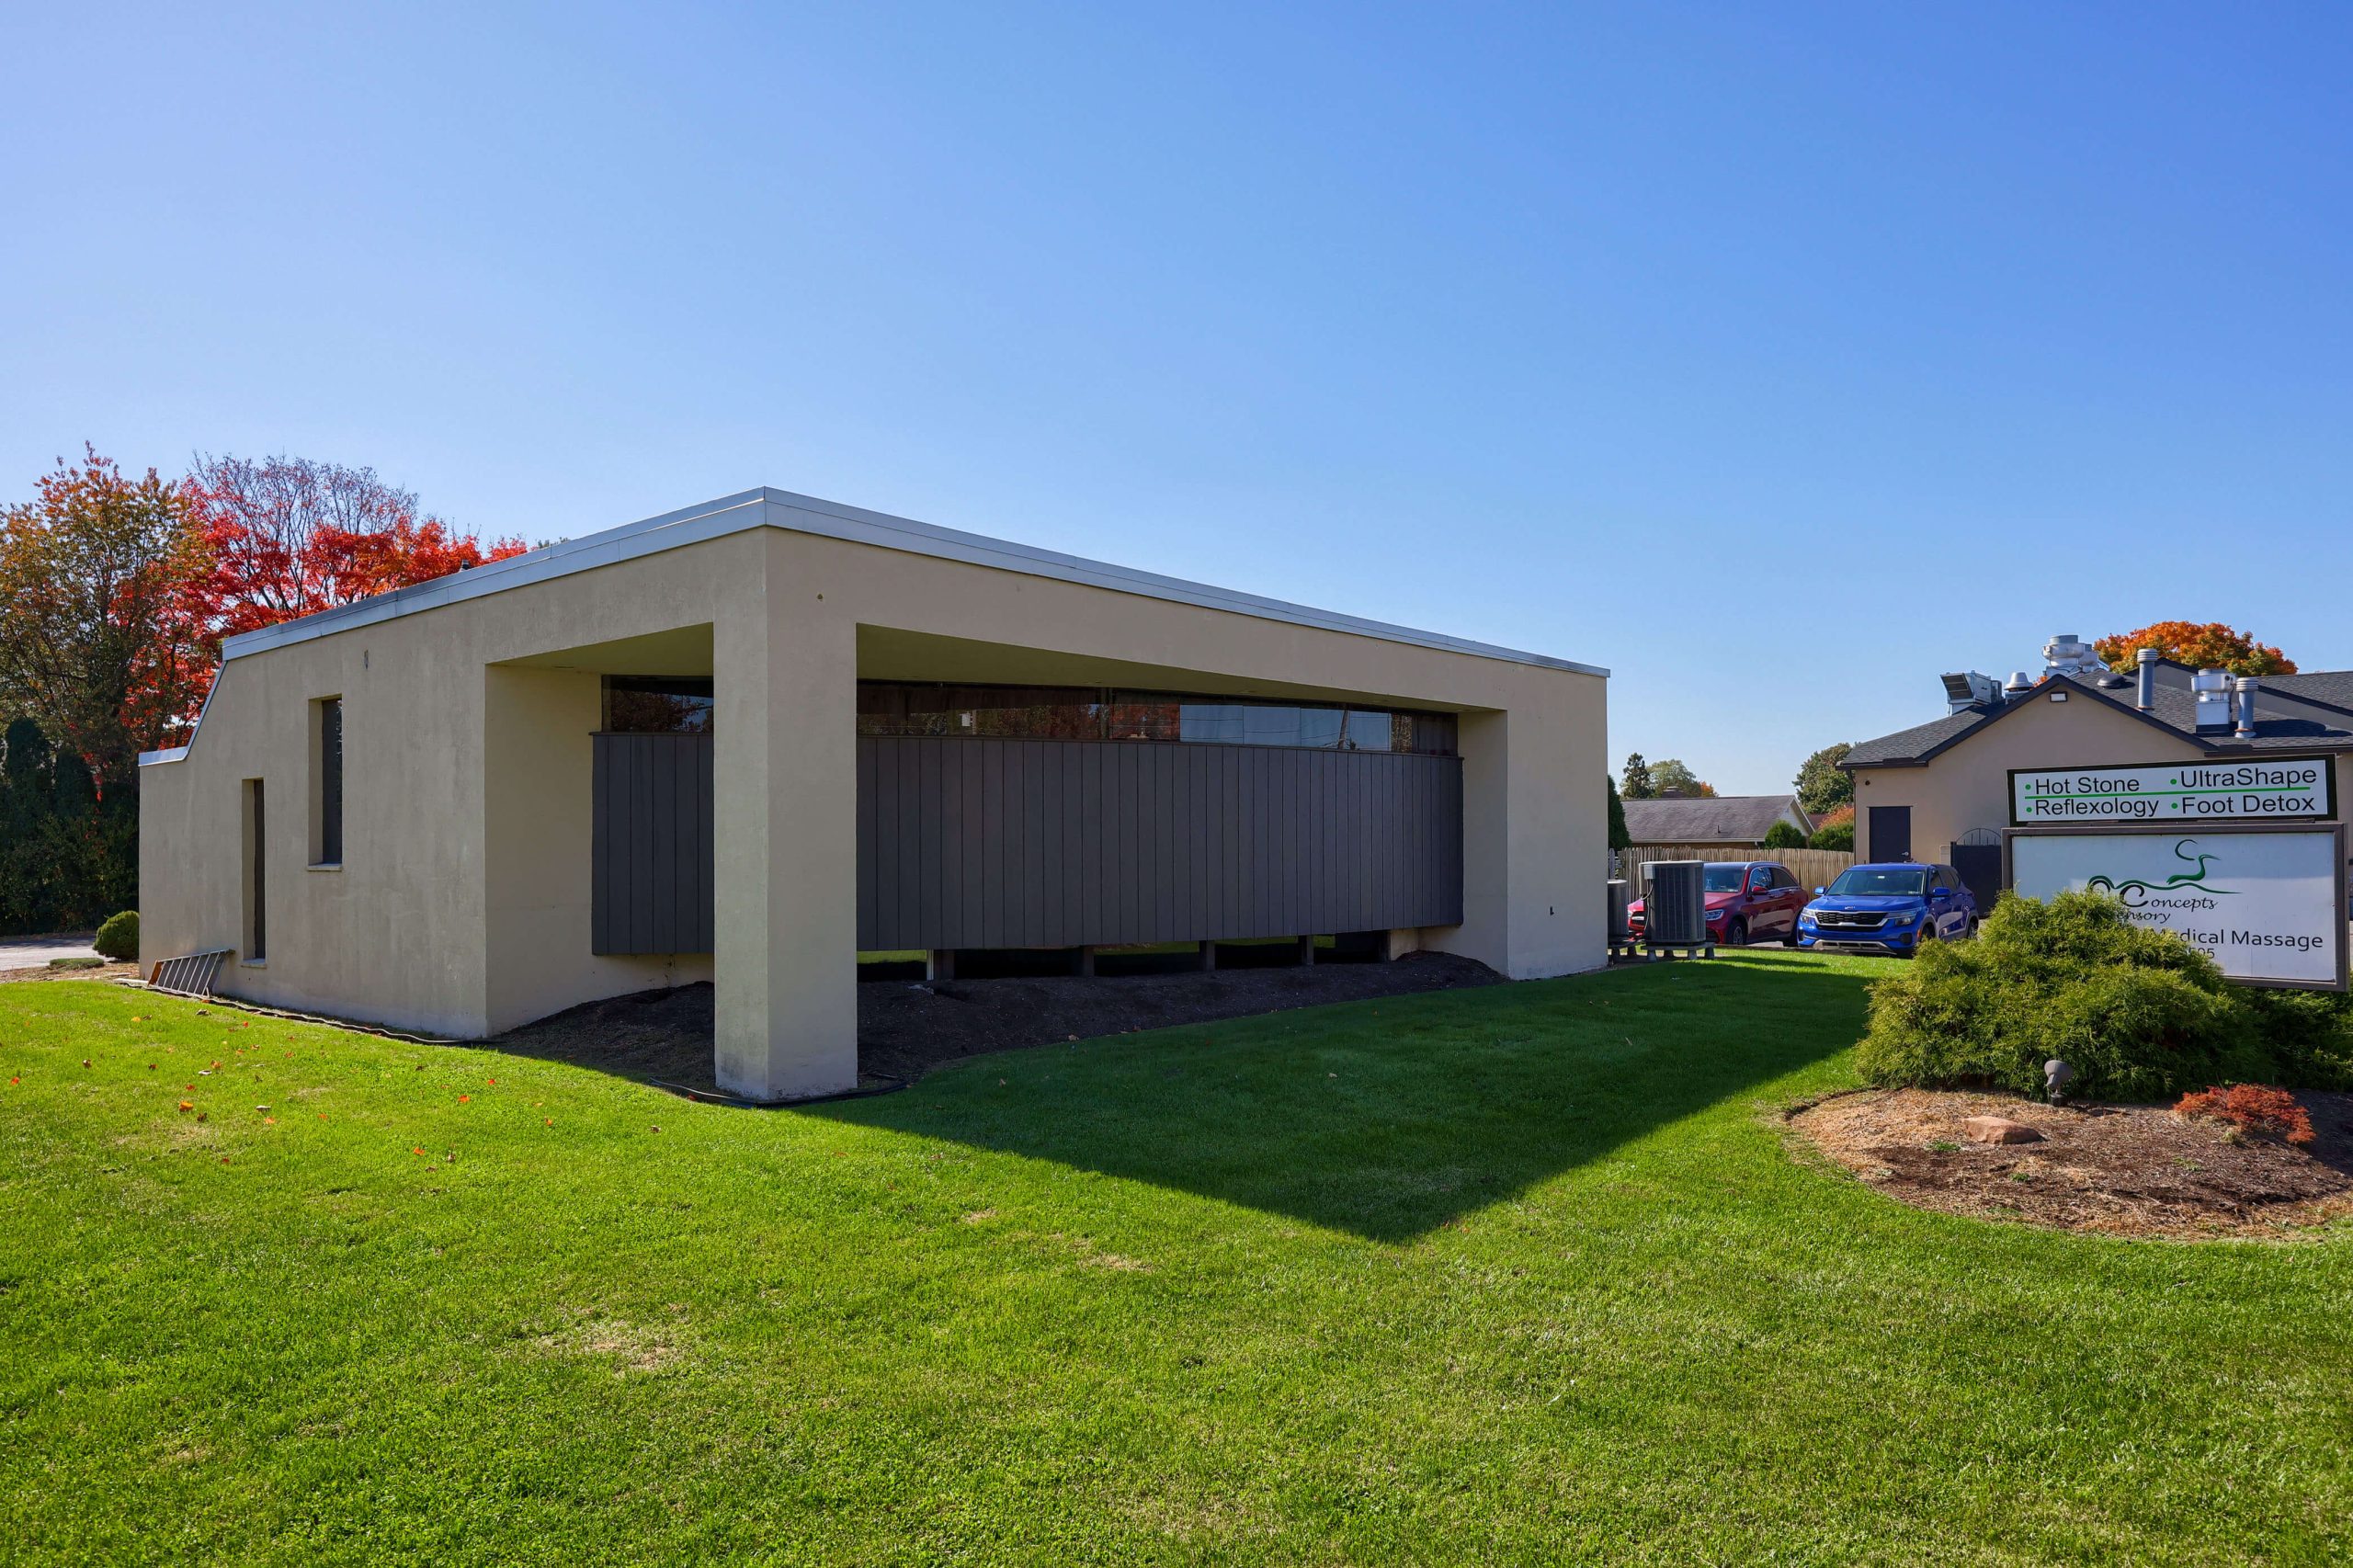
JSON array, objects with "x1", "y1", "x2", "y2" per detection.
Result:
[{"x1": 808, "y1": 951, "x2": 1878, "y2": 1243}]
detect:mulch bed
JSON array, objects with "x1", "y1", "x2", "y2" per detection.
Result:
[
  {"x1": 1790, "y1": 1086, "x2": 2353, "y2": 1237},
  {"x1": 490, "y1": 950, "x2": 1502, "y2": 1098}
]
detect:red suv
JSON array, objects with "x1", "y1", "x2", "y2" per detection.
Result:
[{"x1": 1626, "y1": 860, "x2": 1810, "y2": 947}]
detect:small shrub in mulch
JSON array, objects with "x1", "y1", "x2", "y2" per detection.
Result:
[{"x1": 2174, "y1": 1085, "x2": 2316, "y2": 1146}]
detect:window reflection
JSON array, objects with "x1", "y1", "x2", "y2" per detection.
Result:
[
  {"x1": 856, "y1": 683, "x2": 1456, "y2": 755},
  {"x1": 604, "y1": 676, "x2": 714, "y2": 733}
]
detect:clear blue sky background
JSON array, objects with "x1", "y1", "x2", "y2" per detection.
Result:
[{"x1": 5, "y1": 2, "x2": 2347, "y2": 793}]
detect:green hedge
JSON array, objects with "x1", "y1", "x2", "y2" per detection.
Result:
[{"x1": 1856, "y1": 891, "x2": 2353, "y2": 1101}]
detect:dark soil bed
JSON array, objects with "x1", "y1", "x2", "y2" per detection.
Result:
[
  {"x1": 491, "y1": 950, "x2": 1501, "y2": 1098},
  {"x1": 1790, "y1": 1086, "x2": 2353, "y2": 1237}
]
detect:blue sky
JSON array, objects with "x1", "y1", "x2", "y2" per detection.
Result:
[{"x1": 5, "y1": 2, "x2": 2347, "y2": 793}]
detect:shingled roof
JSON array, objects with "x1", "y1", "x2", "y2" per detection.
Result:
[
  {"x1": 1843, "y1": 669, "x2": 2353, "y2": 768},
  {"x1": 1621, "y1": 794, "x2": 1810, "y2": 844}
]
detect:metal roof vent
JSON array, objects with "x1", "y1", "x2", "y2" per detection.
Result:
[
  {"x1": 2004, "y1": 669, "x2": 2035, "y2": 697},
  {"x1": 2040, "y1": 633, "x2": 2105, "y2": 679},
  {"x1": 2192, "y1": 668, "x2": 2233, "y2": 733},
  {"x1": 2136, "y1": 647, "x2": 2160, "y2": 710},
  {"x1": 2234, "y1": 676, "x2": 2259, "y2": 739},
  {"x1": 1940, "y1": 671, "x2": 2004, "y2": 714}
]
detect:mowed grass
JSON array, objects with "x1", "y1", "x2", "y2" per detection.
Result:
[{"x1": 3, "y1": 955, "x2": 2351, "y2": 1566}]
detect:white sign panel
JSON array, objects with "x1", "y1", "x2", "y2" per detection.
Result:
[
  {"x1": 2008, "y1": 827, "x2": 2347, "y2": 989},
  {"x1": 2010, "y1": 756, "x2": 2336, "y2": 825}
]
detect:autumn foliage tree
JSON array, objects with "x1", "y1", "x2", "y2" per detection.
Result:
[
  {"x1": 1, "y1": 447, "x2": 528, "y2": 929},
  {"x1": 179, "y1": 453, "x2": 527, "y2": 644},
  {"x1": 2095, "y1": 621, "x2": 2297, "y2": 678},
  {"x1": 0, "y1": 448, "x2": 210, "y2": 780}
]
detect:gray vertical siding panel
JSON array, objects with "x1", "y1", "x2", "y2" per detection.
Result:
[
  {"x1": 852, "y1": 737, "x2": 1461, "y2": 950},
  {"x1": 591, "y1": 742, "x2": 611, "y2": 954},
  {"x1": 592, "y1": 733, "x2": 717, "y2": 956},
  {"x1": 628, "y1": 741, "x2": 653, "y2": 954},
  {"x1": 650, "y1": 742, "x2": 677, "y2": 951}
]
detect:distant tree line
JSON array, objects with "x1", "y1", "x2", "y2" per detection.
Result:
[{"x1": 0, "y1": 717, "x2": 135, "y2": 934}]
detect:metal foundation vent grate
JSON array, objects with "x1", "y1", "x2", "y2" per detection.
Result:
[{"x1": 150, "y1": 949, "x2": 233, "y2": 998}]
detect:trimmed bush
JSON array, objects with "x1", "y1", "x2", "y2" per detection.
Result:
[
  {"x1": 93, "y1": 910, "x2": 138, "y2": 962},
  {"x1": 1808, "y1": 820, "x2": 1854, "y2": 851},
  {"x1": 2238, "y1": 987, "x2": 2353, "y2": 1092},
  {"x1": 1762, "y1": 820, "x2": 1808, "y2": 850},
  {"x1": 1856, "y1": 891, "x2": 2273, "y2": 1101}
]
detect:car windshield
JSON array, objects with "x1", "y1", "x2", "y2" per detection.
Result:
[
  {"x1": 1701, "y1": 865, "x2": 1748, "y2": 892},
  {"x1": 1828, "y1": 866, "x2": 1927, "y2": 897}
]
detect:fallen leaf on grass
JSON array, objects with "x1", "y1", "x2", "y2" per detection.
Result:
[{"x1": 178, "y1": 1101, "x2": 194, "y2": 1112}]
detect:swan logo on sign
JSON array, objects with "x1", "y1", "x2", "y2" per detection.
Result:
[{"x1": 2085, "y1": 838, "x2": 2233, "y2": 905}]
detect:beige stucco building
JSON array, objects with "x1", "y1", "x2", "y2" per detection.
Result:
[
  {"x1": 1845, "y1": 643, "x2": 2353, "y2": 905},
  {"x1": 140, "y1": 488, "x2": 1609, "y2": 1101}
]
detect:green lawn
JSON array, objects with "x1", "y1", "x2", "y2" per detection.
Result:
[{"x1": 4, "y1": 954, "x2": 2350, "y2": 1565}]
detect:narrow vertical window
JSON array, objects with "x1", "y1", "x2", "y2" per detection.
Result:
[
  {"x1": 244, "y1": 778, "x2": 267, "y2": 961},
  {"x1": 315, "y1": 697, "x2": 344, "y2": 865}
]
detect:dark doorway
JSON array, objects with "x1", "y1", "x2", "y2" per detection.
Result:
[{"x1": 1868, "y1": 805, "x2": 1912, "y2": 861}]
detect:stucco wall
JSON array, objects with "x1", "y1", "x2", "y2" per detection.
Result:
[
  {"x1": 140, "y1": 531, "x2": 762, "y2": 1035},
  {"x1": 142, "y1": 512, "x2": 1608, "y2": 1096}
]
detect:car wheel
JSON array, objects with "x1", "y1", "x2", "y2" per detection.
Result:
[
  {"x1": 1726, "y1": 918, "x2": 1748, "y2": 948},
  {"x1": 1783, "y1": 916, "x2": 1804, "y2": 947}
]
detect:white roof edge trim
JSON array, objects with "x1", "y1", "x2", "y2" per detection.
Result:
[{"x1": 216, "y1": 485, "x2": 1605, "y2": 676}]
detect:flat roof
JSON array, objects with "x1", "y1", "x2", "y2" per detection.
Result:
[{"x1": 217, "y1": 487, "x2": 1608, "y2": 676}]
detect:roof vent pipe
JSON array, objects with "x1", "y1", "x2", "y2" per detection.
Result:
[
  {"x1": 2004, "y1": 669, "x2": 2034, "y2": 698},
  {"x1": 2234, "y1": 676, "x2": 2259, "y2": 739},
  {"x1": 2136, "y1": 647, "x2": 2159, "y2": 710},
  {"x1": 2191, "y1": 668, "x2": 2233, "y2": 733}
]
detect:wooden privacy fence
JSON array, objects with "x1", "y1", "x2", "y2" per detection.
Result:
[{"x1": 1613, "y1": 845, "x2": 1857, "y2": 891}]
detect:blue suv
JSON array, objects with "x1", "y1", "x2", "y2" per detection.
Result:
[{"x1": 1797, "y1": 861, "x2": 1978, "y2": 957}]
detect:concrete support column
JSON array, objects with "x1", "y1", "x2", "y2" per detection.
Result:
[
  {"x1": 1197, "y1": 940, "x2": 1217, "y2": 971},
  {"x1": 1295, "y1": 934, "x2": 1316, "y2": 966},
  {"x1": 713, "y1": 556, "x2": 858, "y2": 1100},
  {"x1": 1428, "y1": 696, "x2": 1606, "y2": 980}
]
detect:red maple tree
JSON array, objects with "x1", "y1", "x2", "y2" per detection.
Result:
[{"x1": 178, "y1": 453, "x2": 528, "y2": 643}]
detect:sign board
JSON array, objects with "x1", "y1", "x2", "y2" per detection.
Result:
[
  {"x1": 2006, "y1": 824, "x2": 2347, "y2": 990},
  {"x1": 2009, "y1": 755, "x2": 2336, "y2": 826}
]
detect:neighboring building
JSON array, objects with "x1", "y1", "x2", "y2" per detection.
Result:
[
  {"x1": 1842, "y1": 633, "x2": 2353, "y2": 908},
  {"x1": 139, "y1": 488, "x2": 1609, "y2": 1101},
  {"x1": 1620, "y1": 792, "x2": 1812, "y2": 848}
]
